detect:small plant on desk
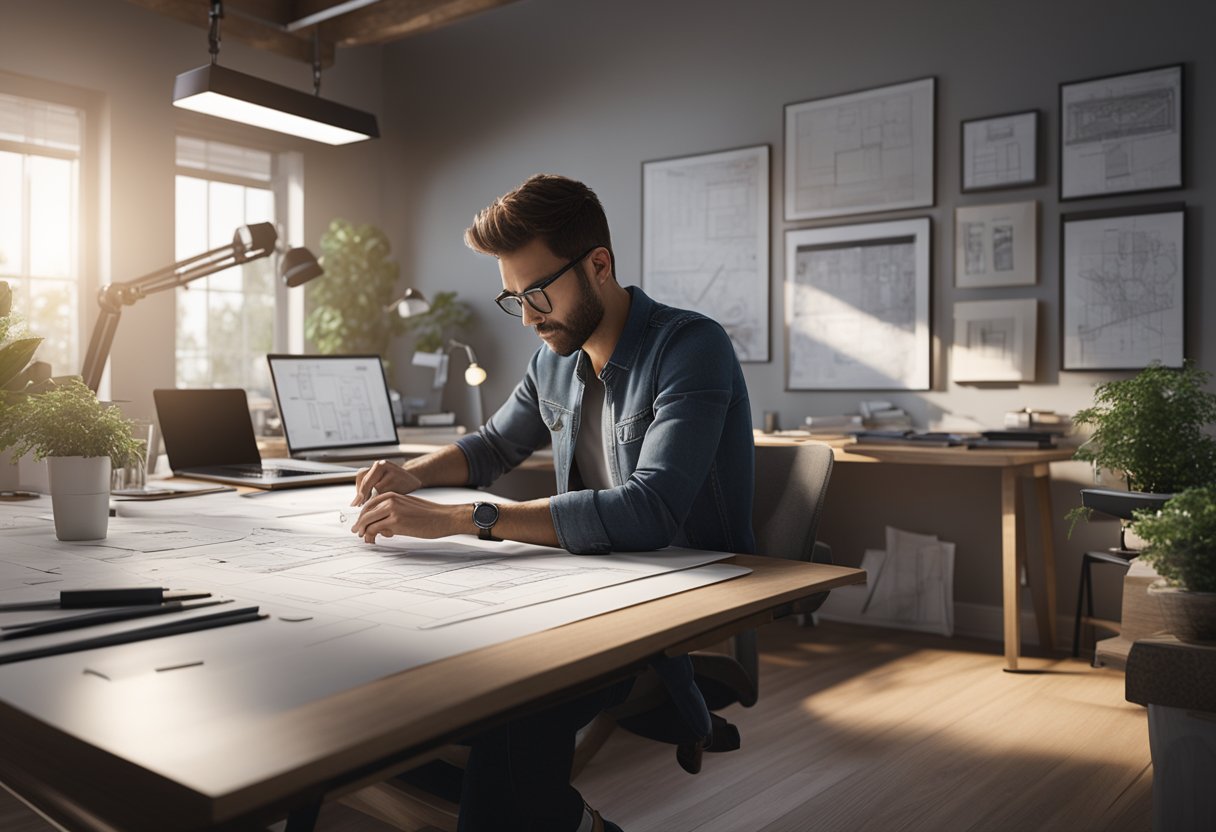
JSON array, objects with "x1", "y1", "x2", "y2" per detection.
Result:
[{"x1": 1134, "y1": 485, "x2": 1216, "y2": 642}]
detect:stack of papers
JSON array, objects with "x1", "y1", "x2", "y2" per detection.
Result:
[{"x1": 816, "y1": 526, "x2": 955, "y2": 636}]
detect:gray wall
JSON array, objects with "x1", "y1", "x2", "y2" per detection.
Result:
[{"x1": 380, "y1": 0, "x2": 1215, "y2": 633}]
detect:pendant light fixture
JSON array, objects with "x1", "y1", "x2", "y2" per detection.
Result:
[{"x1": 172, "y1": 1, "x2": 379, "y2": 146}]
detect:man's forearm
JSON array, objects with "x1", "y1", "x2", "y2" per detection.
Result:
[
  {"x1": 402, "y1": 443, "x2": 472, "y2": 487},
  {"x1": 490, "y1": 499, "x2": 560, "y2": 548}
]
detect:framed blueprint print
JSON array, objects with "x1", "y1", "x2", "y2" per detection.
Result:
[
  {"x1": 954, "y1": 201, "x2": 1037, "y2": 288},
  {"x1": 951, "y1": 299, "x2": 1037, "y2": 383},
  {"x1": 785, "y1": 218, "x2": 931, "y2": 390},
  {"x1": 1061, "y1": 204, "x2": 1184, "y2": 370},
  {"x1": 960, "y1": 110, "x2": 1039, "y2": 192},
  {"x1": 642, "y1": 144, "x2": 769, "y2": 361},
  {"x1": 1060, "y1": 64, "x2": 1183, "y2": 200},
  {"x1": 785, "y1": 78, "x2": 935, "y2": 221}
]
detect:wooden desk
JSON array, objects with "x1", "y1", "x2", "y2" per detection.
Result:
[
  {"x1": 757, "y1": 433, "x2": 1075, "y2": 670},
  {"x1": 0, "y1": 546, "x2": 860, "y2": 831}
]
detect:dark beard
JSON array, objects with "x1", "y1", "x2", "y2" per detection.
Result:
[{"x1": 535, "y1": 269, "x2": 604, "y2": 356}]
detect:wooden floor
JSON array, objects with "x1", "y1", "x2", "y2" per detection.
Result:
[{"x1": 1, "y1": 621, "x2": 1151, "y2": 832}]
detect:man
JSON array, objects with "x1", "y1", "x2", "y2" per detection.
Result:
[{"x1": 351, "y1": 174, "x2": 755, "y2": 832}]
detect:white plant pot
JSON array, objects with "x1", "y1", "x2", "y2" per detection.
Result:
[
  {"x1": 0, "y1": 448, "x2": 18, "y2": 490},
  {"x1": 17, "y1": 450, "x2": 50, "y2": 494},
  {"x1": 48, "y1": 456, "x2": 111, "y2": 541}
]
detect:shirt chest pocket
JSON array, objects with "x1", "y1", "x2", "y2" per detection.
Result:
[
  {"x1": 540, "y1": 400, "x2": 572, "y2": 437},
  {"x1": 614, "y1": 409, "x2": 653, "y2": 445}
]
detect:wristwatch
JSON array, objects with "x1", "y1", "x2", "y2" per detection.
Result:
[{"x1": 472, "y1": 501, "x2": 501, "y2": 541}]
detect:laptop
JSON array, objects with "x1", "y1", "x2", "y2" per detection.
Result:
[
  {"x1": 267, "y1": 354, "x2": 417, "y2": 462},
  {"x1": 153, "y1": 388, "x2": 356, "y2": 489}
]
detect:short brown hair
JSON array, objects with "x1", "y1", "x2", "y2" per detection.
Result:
[{"x1": 465, "y1": 174, "x2": 614, "y2": 273}]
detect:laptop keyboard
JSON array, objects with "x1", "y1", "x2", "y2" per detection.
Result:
[{"x1": 216, "y1": 465, "x2": 320, "y2": 478}]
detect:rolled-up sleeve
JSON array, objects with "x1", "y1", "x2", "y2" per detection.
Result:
[{"x1": 551, "y1": 318, "x2": 737, "y2": 554}]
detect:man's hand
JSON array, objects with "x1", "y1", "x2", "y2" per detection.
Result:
[
  {"x1": 350, "y1": 493, "x2": 465, "y2": 543},
  {"x1": 351, "y1": 459, "x2": 423, "y2": 507}
]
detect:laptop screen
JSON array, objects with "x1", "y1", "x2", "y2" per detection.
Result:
[{"x1": 268, "y1": 355, "x2": 398, "y2": 453}]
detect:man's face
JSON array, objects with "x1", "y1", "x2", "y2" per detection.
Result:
[{"x1": 498, "y1": 239, "x2": 605, "y2": 357}]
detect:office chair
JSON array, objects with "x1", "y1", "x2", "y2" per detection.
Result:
[
  {"x1": 342, "y1": 441, "x2": 836, "y2": 831},
  {"x1": 1072, "y1": 487, "x2": 1171, "y2": 659}
]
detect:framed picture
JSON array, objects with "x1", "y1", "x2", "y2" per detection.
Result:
[
  {"x1": 642, "y1": 145, "x2": 770, "y2": 362},
  {"x1": 1060, "y1": 64, "x2": 1183, "y2": 200},
  {"x1": 960, "y1": 109, "x2": 1039, "y2": 192},
  {"x1": 784, "y1": 77, "x2": 934, "y2": 221},
  {"x1": 954, "y1": 201, "x2": 1037, "y2": 288},
  {"x1": 785, "y1": 218, "x2": 931, "y2": 390},
  {"x1": 1061, "y1": 204, "x2": 1184, "y2": 370},
  {"x1": 951, "y1": 299, "x2": 1038, "y2": 383}
]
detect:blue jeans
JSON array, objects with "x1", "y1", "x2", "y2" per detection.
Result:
[{"x1": 458, "y1": 677, "x2": 635, "y2": 832}]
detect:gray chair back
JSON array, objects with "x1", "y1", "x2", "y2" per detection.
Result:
[{"x1": 751, "y1": 442, "x2": 834, "y2": 562}]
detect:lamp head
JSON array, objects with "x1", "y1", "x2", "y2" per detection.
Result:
[
  {"x1": 464, "y1": 363, "x2": 487, "y2": 386},
  {"x1": 279, "y1": 246, "x2": 324, "y2": 287},
  {"x1": 235, "y1": 222, "x2": 278, "y2": 259},
  {"x1": 389, "y1": 287, "x2": 431, "y2": 318}
]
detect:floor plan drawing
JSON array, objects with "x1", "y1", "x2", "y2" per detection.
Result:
[
  {"x1": 786, "y1": 78, "x2": 934, "y2": 220},
  {"x1": 643, "y1": 145, "x2": 769, "y2": 361},
  {"x1": 270, "y1": 355, "x2": 397, "y2": 447},
  {"x1": 1063, "y1": 208, "x2": 1183, "y2": 369},
  {"x1": 954, "y1": 201, "x2": 1036, "y2": 288},
  {"x1": 1061, "y1": 65, "x2": 1182, "y2": 198},
  {"x1": 962, "y1": 111, "x2": 1037, "y2": 191}
]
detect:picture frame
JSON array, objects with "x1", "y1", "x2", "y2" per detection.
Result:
[
  {"x1": 951, "y1": 299, "x2": 1038, "y2": 383},
  {"x1": 954, "y1": 201, "x2": 1037, "y2": 288},
  {"x1": 1060, "y1": 203, "x2": 1185, "y2": 371},
  {"x1": 1059, "y1": 64, "x2": 1183, "y2": 200},
  {"x1": 960, "y1": 109, "x2": 1039, "y2": 192},
  {"x1": 784, "y1": 77, "x2": 935, "y2": 221},
  {"x1": 785, "y1": 217, "x2": 931, "y2": 391},
  {"x1": 642, "y1": 144, "x2": 770, "y2": 362}
]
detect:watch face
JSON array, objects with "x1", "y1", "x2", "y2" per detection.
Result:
[{"x1": 473, "y1": 502, "x2": 499, "y2": 528}]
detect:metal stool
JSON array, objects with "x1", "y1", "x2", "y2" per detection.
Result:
[{"x1": 1072, "y1": 548, "x2": 1135, "y2": 657}]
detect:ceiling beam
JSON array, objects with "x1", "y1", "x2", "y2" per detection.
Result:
[{"x1": 303, "y1": 0, "x2": 522, "y2": 47}]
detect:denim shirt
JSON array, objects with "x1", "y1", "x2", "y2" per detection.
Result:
[{"x1": 456, "y1": 285, "x2": 756, "y2": 557}]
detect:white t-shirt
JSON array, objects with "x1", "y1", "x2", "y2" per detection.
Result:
[{"x1": 574, "y1": 375, "x2": 613, "y2": 491}]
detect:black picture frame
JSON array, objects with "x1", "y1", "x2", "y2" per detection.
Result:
[
  {"x1": 1059, "y1": 203, "x2": 1185, "y2": 371},
  {"x1": 1059, "y1": 64, "x2": 1184, "y2": 201},
  {"x1": 959, "y1": 109, "x2": 1040, "y2": 193}
]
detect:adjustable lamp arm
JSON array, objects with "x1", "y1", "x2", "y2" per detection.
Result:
[{"x1": 80, "y1": 223, "x2": 278, "y2": 392}]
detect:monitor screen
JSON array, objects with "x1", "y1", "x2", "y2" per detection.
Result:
[{"x1": 268, "y1": 355, "x2": 397, "y2": 452}]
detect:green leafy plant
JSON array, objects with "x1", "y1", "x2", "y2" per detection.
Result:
[
  {"x1": 0, "y1": 281, "x2": 53, "y2": 406},
  {"x1": 1073, "y1": 361, "x2": 1216, "y2": 494},
  {"x1": 305, "y1": 219, "x2": 402, "y2": 355},
  {"x1": 1135, "y1": 485, "x2": 1216, "y2": 592},
  {"x1": 399, "y1": 290, "x2": 472, "y2": 353},
  {"x1": 0, "y1": 377, "x2": 143, "y2": 466}
]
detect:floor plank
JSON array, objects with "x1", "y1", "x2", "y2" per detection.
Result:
[{"x1": 0, "y1": 621, "x2": 1151, "y2": 831}]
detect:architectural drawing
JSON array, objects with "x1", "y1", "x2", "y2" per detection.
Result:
[
  {"x1": 951, "y1": 299, "x2": 1036, "y2": 383},
  {"x1": 643, "y1": 146, "x2": 768, "y2": 361},
  {"x1": 962, "y1": 110, "x2": 1037, "y2": 190},
  {"x1": 1063, "y1": 209, "x2": 1183, "y2": 369},
  {"x1": 1061, "y1": 65, "x2": 1182, "y2": 198},
  {"x1": 270, "y1": 356, "x2": 396, "y2": 446},
  {"x1": 785, "y1": 218, "x2": 930, "y2": 390},
  {"x1": 954, "y1": 202, "x2": 1036, "y2": 288},
  {"x1": 785, "y1": 78, "x2": 934, "y2": 220}
]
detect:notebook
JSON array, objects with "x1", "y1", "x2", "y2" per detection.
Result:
[
  {"x1": 267, "y1": 354, "x2": 417, "y2": 462},
  {"x1": 153, "y1": 388, "x2": 356, "y2": 489}
]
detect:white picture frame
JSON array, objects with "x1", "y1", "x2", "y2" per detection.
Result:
[
  {"x1": 1061, "y1": 204, "x2": 1185, "y2": 370},
  {"x1": 785, "y1": 218, "x2": 931, "y2": 391},
  {"x1": 1060, "y1": 64, "x2": 1183, "y2": 200},
  {"x1": 954, "y1": 201, "x2": 1037, "y2": 288},
  {"x1": 951, "y1": 299, "x2": 1037, "y2": 383},
  {"x1": 785, "y1": 78, "x2": 935, "y2": 221},
  {"x1": 960, "y1": 109, "x2": 1039, "y2": 192},
  {"x1": 642, "y1": 145, "x2": 770, "y2": 362}
]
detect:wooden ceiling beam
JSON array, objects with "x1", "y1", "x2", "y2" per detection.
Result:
[{"x1": 305, "y1": 0, "x2": 521, "y2": 47}]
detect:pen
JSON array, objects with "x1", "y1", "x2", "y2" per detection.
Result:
[
  {"x1": 0, "y1": 588, "x2": 212, "y2": 612},
  {"x1": 1, "y1": 599, "x2": 231, "y2": 639},
  {"x1": 0, "y1": 606, "x2": 267, "y2": 666}
]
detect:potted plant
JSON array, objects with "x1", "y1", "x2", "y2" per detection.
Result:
[
  {"x1": 305, "y1": 219, "x2": 403, "y2": 356},
  {"x1": 1069, "y1": 361, "x2": 1216, "y2": 527},
  {"x1": 1135, "y1": 485, "x2": 1216, "y2": 642},
  {"x1": 0, "y1": 280, "x2": 55, "y2": 490},
  {"x1": 0, "y1": 378, "x2": 143, "y2": 540}
]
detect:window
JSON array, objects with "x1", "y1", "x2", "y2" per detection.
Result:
[
  {"x1": 175, "y1": 135, "x2": 292, "y2": 396},
  {"x1": 0, "y1": 92, "x2": 83, "y2": 375}
]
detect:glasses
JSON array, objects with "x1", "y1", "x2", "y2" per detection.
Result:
[{"x1": 494, "y1": 247, "x2": 597, "y2": 317}]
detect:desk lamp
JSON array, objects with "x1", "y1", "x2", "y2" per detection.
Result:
[
  {"x1": 447, "y1": 339, "x2": 487, "y2": 427},
  {"x1": 80, "y1": 223, "x2": 322, "y2": 392}
]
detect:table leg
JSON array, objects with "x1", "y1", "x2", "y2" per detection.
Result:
[
  {"x1": 1002, "y1": 468, "x2": 1020, "y2": 670},
  {"x1": 1034, "y1": 465, "x2": 1058, "y2": 652}
]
